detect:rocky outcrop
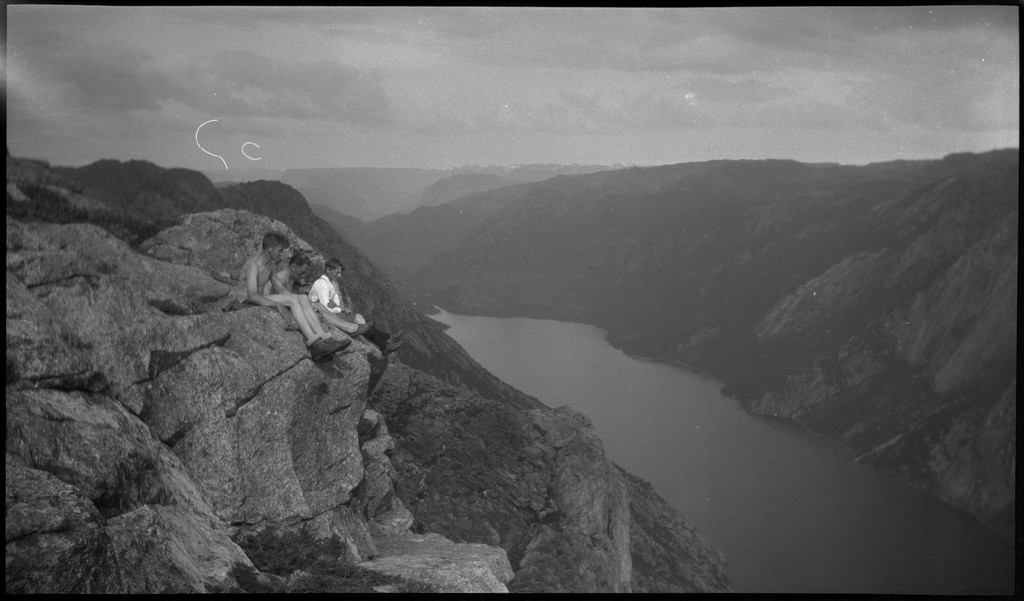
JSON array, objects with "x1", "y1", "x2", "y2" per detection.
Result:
[
  {"x1": 359, "y1": 532, "x2": 515, "y2": 593},
  {"x1": 5, "y1": 209, "x2": 511, "y2": 593},
  {"x1": 6, "y1": 392, "x2": 251, "y2": 593},
  {"x1": 370, "y1": 363, "x2": 730, "y2": 593}
]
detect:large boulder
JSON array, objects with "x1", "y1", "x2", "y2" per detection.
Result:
[
  {"x1": 359, "y1": 532, "x2": 514, "y2": 593},
  {"x1": 6, "y1": 389, "x2": 251, "y2": 593}
]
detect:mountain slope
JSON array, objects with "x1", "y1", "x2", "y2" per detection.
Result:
[
  {"x1": 57, "y1": 159, "x2": 229, "y2": 222},
  {"x1": 386, "y1": 149, "x2": 1018, "y2": 532}
]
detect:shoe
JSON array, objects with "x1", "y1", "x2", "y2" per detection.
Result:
[
  {"x1": 329, "y1": 337, "x2": 352, "y2": 352},
  {"x1": 310, "y1": 337, "x2": 351, "y2": 361},
  {"x1": 382, "y1": 339, "x2": 404, "y2": 356},
  {"x1": 353, "y1": 321, "x2": 374, "y2": 336}
]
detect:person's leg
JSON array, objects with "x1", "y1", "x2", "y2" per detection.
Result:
[
  {"x1": 320, "y1": 306, "x2": 360, "y2": 334},
  {"x1": 265, "y1": 293, "x2": 328, "y2": 345},
  {"x1": 363, "y1": 324, "x2": 390, "y2": 352},
  {"x1": 297, "y1": 295, "x2": 331, "y2": 339}
]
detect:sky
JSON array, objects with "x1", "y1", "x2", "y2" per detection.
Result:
[{"x1": 5, "y1": 5, "x2": 1019, "y2": 171}]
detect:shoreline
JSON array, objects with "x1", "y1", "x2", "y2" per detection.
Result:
[{"x1": 426, "y1": 305, "x2": 1014, "y2": 544}]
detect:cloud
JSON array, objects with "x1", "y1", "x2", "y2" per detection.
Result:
[
  {"x1": 8, "y1": 25, "x2": 395, "y2": 127},
  {"x1": 202, "y1": 50, "x2": 396, "y2": 125},
  {"x1": 5, "y1": 5, "x2": 1018, "y2": 170},
  {"x1": 561, "y1": 88, "x2": 709, "y2": 131}
]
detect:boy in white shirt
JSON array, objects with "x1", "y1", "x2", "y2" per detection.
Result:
[{"x1": 309, "y1": 257, "x2": 404, "y2": 356}]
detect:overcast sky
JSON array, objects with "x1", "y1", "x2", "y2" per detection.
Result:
[{"x1": 6, "y1": 5, "x2": 1019, "y2": 171}]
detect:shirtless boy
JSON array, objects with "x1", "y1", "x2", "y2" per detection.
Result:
[{"x1": 232, "y1": 232, "x2": 349, "y2": 360}]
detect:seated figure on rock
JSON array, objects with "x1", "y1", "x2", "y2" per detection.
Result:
[{"x1": 309, "y1": 257, "x2": 404, "y2": 356}]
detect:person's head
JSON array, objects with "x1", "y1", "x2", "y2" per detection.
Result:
[
  {"x1": 288, "y1": 252, "x2": 311, "y2": 276},
  {"x1": 261, "y1": 232, "x2": 290, "y2": 258},
  {"x1": 324, "y1": 257, "x2": 346, "y2": 279}
]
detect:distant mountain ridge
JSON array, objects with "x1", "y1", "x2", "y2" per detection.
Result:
[
  {"x1": 351, "y1": 149, "x2": 1018, "y2": 534},
  {"x1": 205, "y1": 163, "x2": 630, "y2": 222}
]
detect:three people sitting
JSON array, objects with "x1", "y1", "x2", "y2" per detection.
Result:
[
  {"x1": 229, "y1": 232, "x2": 350, "y2": 360},
  {"x1": 242, "y1": 239, "x2": 403, "y2": 358}
]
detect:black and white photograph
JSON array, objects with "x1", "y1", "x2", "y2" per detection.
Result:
[{"x1": 6, "y1": 4, "x2": 1018, "y2": 595}]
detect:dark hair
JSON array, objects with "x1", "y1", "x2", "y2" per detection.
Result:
[
  {"x1": 325, "y1": 257, "x2": 345, "y2": 272},
  {"x1": 261, "y1": 232, "x2": 290, "y2": 250},
  {"x1": 289, "y1": 253, "x2": 311, "y2": 267}
]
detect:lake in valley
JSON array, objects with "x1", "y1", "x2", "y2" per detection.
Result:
[{"x1": 428, "y1": 308, "x2": 1014, "y2": 594}]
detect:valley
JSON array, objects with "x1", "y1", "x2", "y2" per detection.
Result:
[{"x1": 328, "y1": 150, "x2": 1018, "y2": 535}]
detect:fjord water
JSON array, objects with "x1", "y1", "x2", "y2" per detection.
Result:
[{"x1": 429, "y1": 309, "x2": 1013, "y2": 594}]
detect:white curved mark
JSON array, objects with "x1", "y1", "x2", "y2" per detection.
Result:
[
  {"x1": 195, "y1": 119, "x2": 228, "y2": 169},
  {"x1": 241, "y1": 141, "x2": 262, "y2": 161}
]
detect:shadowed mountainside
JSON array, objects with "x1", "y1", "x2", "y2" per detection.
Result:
[{"x1": 355, "y1": 149, "x2": 1018, "y2": 534}]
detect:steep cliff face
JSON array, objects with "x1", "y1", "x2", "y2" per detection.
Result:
[
  {"x1": 5, "y1": 207, "x2": 511, "y2": 593},
  {"x1": 618, "y1": 467, "x2": 730, "y2": 593},
  {"x1": 370, "y1": 364, "x2": 730, "y2": 593}
]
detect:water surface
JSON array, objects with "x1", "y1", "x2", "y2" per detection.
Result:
[{"x1": 430, "y1": 308, "x2": 1014, "y2": 594}]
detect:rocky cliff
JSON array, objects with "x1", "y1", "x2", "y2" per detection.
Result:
[
  {"x1": 6, "y1": 159, "x2": 730, "y2": 593},
  {"x1": 369, "y1": 363, "x2": 729, "y2": 593},
  {"x1": 6, "y1": 209, "x2": 514, "y2": 592}
]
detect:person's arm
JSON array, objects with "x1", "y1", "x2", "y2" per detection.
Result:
[
  {"x1": 337, "y1": 287, "x2": 356, "y2": 315},
  {"x1": 268, "y1": 269, "x2": 293, "y2": 317},
  {"x1": 269, "y1": 268, "x2": 293, "y2": 295},
  {"x1": 245, "y1": 261, "x2": 280, "y2": 307}
]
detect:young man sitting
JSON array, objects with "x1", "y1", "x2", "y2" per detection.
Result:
[
  {"x1": 229, "y1": 232, "x2": 350, "y2": 360},
  {"x1": 308, "y1": 257, "x2": 404, "y2": 356}
]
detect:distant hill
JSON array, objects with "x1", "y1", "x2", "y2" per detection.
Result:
[
  {"x1": 419, "y1": 172, "x2": 515, "y2": 207},
  {"x1": 309, "y1": 202, "x2": 369, "y2": 242},
  {"x1": 365, "y1": 149, "x2": 1019, "y2": 533},
  {"x1": 203, "y1": 166, "x2": 285, "y2": 183},
  {"x1": 59, "y1": 159, "x2": 228, "y2": 222},
  {"x1": 287, "y1": 164, "x2": 628, "y2": 222},
  {"x1": 280, "y1": 167, "x2": 442, "y2": 222}
]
